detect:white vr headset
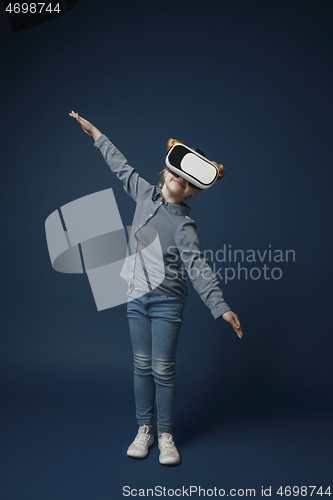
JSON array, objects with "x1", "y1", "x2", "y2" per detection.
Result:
[{"x1": 165, "y1": 143, "x2": 219, "y2": 190}]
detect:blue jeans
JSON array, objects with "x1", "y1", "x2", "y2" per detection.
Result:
[{"x1": 127, "y1": 290, "x2": 184, "y2": 434}]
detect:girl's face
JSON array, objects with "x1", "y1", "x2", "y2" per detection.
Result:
[{"x1": 163, "y1": 171, "x2": 199, "y2": 202}]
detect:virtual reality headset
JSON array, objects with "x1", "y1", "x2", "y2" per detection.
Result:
[{"x1": 165, "y1": 143, "x2": 218, "y2": 190}]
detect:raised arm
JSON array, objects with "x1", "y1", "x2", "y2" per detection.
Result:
[
  {"x1": 69, "y1": 111, "x2": 152, "y2": 202},
  {"x1": 69, "y1": 111, "x2": 102, "y2": 141}
]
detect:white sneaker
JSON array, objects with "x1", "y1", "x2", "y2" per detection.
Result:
[
  {"x1": 127, "y1": 425, "x2": 154, "y2": 458},
  {"x1": 158, "y1": 433, "x2": 180, "y2": 465}
]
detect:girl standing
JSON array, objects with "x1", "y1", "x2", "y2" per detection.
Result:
[{"x1": 69, "y1": 111, "x2": 243, "y2": 465}]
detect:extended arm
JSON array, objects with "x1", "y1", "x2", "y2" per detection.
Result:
[
  {"x1": 175, "y1": 221, "x2": 243, "y2": 338},
  {"x1": 69, "y1": 111, "x2": 102, "y2": 141},
  {"x1": 69, "y1": 111, "x2": 151, "y2": 202}
]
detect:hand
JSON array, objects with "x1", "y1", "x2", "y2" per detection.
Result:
[
  {"x1": 222, "y1": 310, "x2": 243, "y2": 338},
  {"x1": 69, "y1": 111, "x2": 102, "y2": 141}
]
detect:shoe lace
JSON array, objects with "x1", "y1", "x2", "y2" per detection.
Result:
[
  {"x1": 134, "y1": 425, "x2": 151, "y2": 445},
  {"x1": 159, "y1": 433, "x2": 176, "y2": 452}
]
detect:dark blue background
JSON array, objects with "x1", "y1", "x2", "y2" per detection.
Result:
[{"x1": 1, "y1": 0, "x2": 332, "y2": 498}]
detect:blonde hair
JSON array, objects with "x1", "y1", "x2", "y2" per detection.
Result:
[
  {"x1": 158, "y1": 137, "x2": 225, "y2": 189},
  {"x1": 166, "y1": 137, "x2": 184, "y2": 150}
]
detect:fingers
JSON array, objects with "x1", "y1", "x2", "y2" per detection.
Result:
[
  {"x1": 235, "y1": 325, "x2": 243, "y2": 338},
  {"x1": 230, "y1": 313, "x2": 243, "y2": 338},
  {"x1": 222, "y1": 311, "x2": 243, "y2": 337},
  {"x1": 230, "y1": 312, "x2": 240, "y2": 328},
  {"x1": 69, "y1": 111, "x2": 82, "y2": 121}
]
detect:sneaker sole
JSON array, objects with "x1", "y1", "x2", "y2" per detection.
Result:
[
  {"x1": 127, "y1": 435, "x2": 154, "y2": 458},
  {"x1": 159, "y1": 454, "x2": 180, "y2": 465}
]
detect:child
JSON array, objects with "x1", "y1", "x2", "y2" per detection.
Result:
[{"x1": 69, "y1": 111, "x2": 243, "y2": 465}]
